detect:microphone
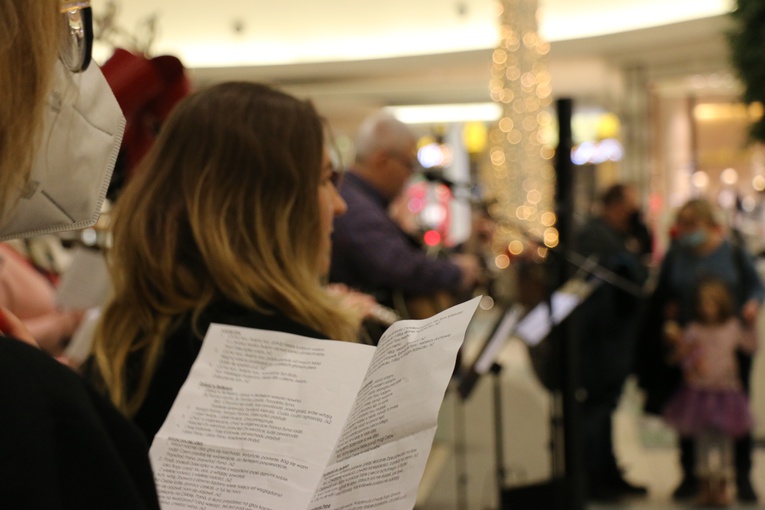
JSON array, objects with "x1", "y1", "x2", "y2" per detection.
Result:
[
  {"x1": 418, "y1": 169, "x2": 480, "y2": 203},
  {"x1": 420, "y1": 169, "x2": 459, "y2": 188}
]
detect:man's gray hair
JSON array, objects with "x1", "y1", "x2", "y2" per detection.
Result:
[{"x1": 354, "y1": 111, "x2": 416, "y2": 163}]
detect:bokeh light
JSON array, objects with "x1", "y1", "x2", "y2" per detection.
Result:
[
  {"x1": 508, "y1": 240, "x2": 524, "y2": 255},
  {"x1": 486, "y1": 0, "x2": 555, "y2": 260},
  {"x1": 691, "y1": 171, "x2": 709, "y2": 189},
  {"x1": 495, "y1": 254, "x2": 510, "y2": 269},
  {"x1": 721, "y1": 167, "x2": 738, "y2": 186},
  {"x1": 423, "y1": 230, "x2": 442, "y2": 247}
]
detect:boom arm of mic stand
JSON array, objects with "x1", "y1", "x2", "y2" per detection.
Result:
[{"x1": 497, "y1": 219, "x2": 645, "y2": 298}]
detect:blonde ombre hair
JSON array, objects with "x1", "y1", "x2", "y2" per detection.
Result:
[
  {"x1": 0, "y1": 0, "x2": 60, "y2": 218},
  {"x1": 92, "y1": 82, "x2": 359, "y2": 415}
]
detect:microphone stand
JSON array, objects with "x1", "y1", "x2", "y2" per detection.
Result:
[
  {"x1": 499, "y1": 218, "x2": 644, "y2": 298},
  {"x1": 493, "y1": 219, "x2": 645, "y2": 510},
  {"x1": 420, "y1": 171, "x2": 645, "y2": 509}
]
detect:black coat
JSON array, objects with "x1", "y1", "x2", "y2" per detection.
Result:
[
  {"x1": 575, "y1": 217, "x2": 648, "y2": 397},
  {"x1": 127, "y1": 300, "x2": 325, "y2": 444},
  {"x1": 0, "y1": 337, "x2": 160, "y2": 509}
]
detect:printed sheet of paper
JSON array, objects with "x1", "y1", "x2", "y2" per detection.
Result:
[
  {"x1": 150, "y1": 297, "x2": 480, "y2": 510},
  {"x1": 150, "y1": 326, "x2": 375, "y2": 510},
  {"x1": 308, "y1": 296, "x2": 481, "y2": 510}
]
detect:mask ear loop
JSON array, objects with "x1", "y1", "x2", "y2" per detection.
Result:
[{"x1": 60, "y1": 2, "x2": 93, "y2": 73}]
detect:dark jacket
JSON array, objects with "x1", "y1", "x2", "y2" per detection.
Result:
[
  {"x1": 127, "y1": 300, "x2": 325, "y2": 444},
  {"x1": 0, "y1": 337, "x2": 160, "y2": 509},
  {"x1": 330, "y1": 172, "x2": 462, "y2": 306},
  {"x1": 576, "y1": 217, "x2": 648, "y2": 396}
]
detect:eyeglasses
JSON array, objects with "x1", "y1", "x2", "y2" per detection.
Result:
[
  {"x1": 330, "y1": 168, "x2": 342, "y2": 186},
  {"x1": 60, "y1": 1, "x2": 93, "y2": 73},
  {"x1": 387, "y1": 151, "x2": 419, "y2": 172}
]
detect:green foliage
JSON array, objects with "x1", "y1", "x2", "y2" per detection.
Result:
[{"x1": 728, "y1": 0, "x2": 765, "y2": 143}]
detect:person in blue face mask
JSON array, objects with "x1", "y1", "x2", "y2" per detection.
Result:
[
  {"x1": 0, "y1": 1, "x2": 159, "y2": 508},
  {"x1": 636, "y1": 197, "x2": 764, "y2": 503}
]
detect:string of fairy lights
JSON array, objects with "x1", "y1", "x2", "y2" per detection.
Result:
[{"x1": 486, "y1": 0, "x2": 557, "y2": 267}]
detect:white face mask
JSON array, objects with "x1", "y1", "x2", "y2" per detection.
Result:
[{"x1": 0, "y1": 58, "x2": 125, "y2": 241}]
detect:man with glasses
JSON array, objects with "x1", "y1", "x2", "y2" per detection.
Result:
[{"x1": 330, "y1": 111, "x2": 479, "y2": 333}]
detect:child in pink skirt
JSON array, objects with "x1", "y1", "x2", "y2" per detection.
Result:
[{"x1": 663, "y1": 278, "x2": 757, "y2": 506}]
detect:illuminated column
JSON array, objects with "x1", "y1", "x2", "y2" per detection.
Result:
[
  {"x1": 622, "y1": 64, "x2": 650, "y2": 195},
  {"x1": 487, "y1": 0, "x2": 556, "y2": 258}
]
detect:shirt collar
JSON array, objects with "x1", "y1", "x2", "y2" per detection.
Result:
[{"x1": 345, "y1": 171, "x2": 391, "y2": 207}]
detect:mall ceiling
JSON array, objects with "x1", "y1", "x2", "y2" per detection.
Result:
[{"x1": 92, "y1": 0, "x2": 736, "y2": 132}]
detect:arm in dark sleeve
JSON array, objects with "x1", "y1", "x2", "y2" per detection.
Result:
[
  {"x1": 332, "y1": 200, "x2": 462, "y2": 295},
  {"x1": 737, "y1": 246, "x2": 765, "y2": 303},
  {"x1": 633, "y1": 251, "x2": 683, "y2": 414}
]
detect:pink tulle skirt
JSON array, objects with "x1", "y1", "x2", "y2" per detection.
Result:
[{"x1": 662, "y1": 385, "x2": 752, "y2": 438}]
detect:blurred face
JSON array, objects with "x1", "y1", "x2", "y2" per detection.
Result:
[
  {"x1": 698, "y1": 289, "x2": 721, "y2": 323},
  {"x1": 676, "y1": 208, "x2": 702, "y2": 234},
  {"x1": 382, "y1": 141, "x2": 418, "y2": 199},
  {"x1": 611, "y1": 187, "x2": 639, "y2": 232},
  {"x1": 317, "y1": 149, "x2": 347, "y2": 276},
  {"x1": 675, "y1": 208, "x2": 711, "y2": 249}
]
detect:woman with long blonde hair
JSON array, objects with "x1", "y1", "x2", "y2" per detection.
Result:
[{"x1": 90, "y1": 81, "x2": 360, "y2": 442}]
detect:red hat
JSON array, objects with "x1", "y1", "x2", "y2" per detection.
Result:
[{"x1": 101, "y1": 48, "x2": 191, "y2": 180}]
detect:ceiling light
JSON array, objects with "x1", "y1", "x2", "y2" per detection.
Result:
[{"x1": 385, "y1": 103, "x2": 502, "y2": 124}]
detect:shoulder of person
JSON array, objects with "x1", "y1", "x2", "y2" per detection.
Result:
[
  {"x1": 0, "y1": 335, "x2": 151, "y2": 451},
  {"x1": 658, "y1": 244, "x2": 682, "y2": 269},
  {"x1": 724, "y1": 316, "x2": 744, "y2": 330},
  {"x1": 722, "y1": 235, "x2": 749, "y2": 259},
  {"x1": 0, "y1": 337, "x2": 159, "y2": 509},
  {"x1": 578, "y1": 216, "x2": 605, "y2": 232},
  {"x1": 202, "y1": 300, "x2": 326, "y2": 340}
]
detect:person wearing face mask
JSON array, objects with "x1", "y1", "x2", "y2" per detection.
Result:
[
  {"x1": 86, "y1": 82, "x2": 364, "y2": 445},
  {"x1": 636, "y1": 197, "x2": 763, "y2": 503},
  {"x1": 574, "y1": 183, "x2": 650, "y2": 501},
  {"x1": 0, "y1": 1, "x2": 159, "y2": 508}
]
